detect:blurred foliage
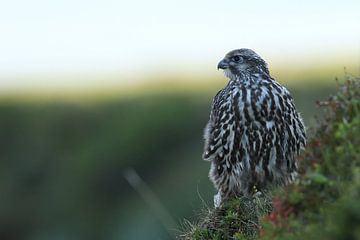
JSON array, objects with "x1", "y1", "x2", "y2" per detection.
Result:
[
  {"x1": 0, "y1": 93, "x2": 212, "y2": 240},
  {"x1": 183, "y1": 75, "x2": 360, "y2": 240},
  {"x1": 0, "y1": 81, "x2": 335, "y2": 240}
]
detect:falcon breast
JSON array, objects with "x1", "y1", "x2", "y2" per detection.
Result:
[{"x1": 203, "y1": 49, "x2": 306, "y2": 207}]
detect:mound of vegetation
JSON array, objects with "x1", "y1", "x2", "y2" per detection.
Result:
[{"x1": 182, "y1": 75, "x2": 360, "y2": 240}]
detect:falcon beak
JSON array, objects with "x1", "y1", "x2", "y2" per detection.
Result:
[{"x1": 217, "y1": 59, "x2": 229, "y2": 70}]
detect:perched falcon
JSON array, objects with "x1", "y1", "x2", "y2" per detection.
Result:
[{"x1": 203, "y1": 49, "x2": 306, "y2": 207}]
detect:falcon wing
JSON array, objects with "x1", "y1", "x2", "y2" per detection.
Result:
[{"x1": 202, "y1": 89, "x2": 231, "y2": 161}]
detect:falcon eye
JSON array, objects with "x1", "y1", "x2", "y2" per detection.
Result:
[{"x1": 232, "y1": 56, "x2": 243, "y2": 63}]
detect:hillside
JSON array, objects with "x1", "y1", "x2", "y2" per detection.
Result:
[
  {"x1": 0, "y1": 81, "x2": 342, "y2": 239},
  {"x1": 182, "y1": 75, "x2": 360, "y2": 240}
]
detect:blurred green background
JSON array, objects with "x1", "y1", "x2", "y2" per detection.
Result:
[
  {"x1": 1, "y1": 0, "x2": 360, "y2": 239},
  {"x1": 0, "y1": 75, "x2": 339, "y2": 240}
]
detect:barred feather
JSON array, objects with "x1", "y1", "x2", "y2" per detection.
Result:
[{"x1": 203, "y1": 49, "x2": 306, "y2": 207}]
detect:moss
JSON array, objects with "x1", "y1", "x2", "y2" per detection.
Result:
[{"x1": 182, "y1": 194, "x2": 272, "y2": 240}]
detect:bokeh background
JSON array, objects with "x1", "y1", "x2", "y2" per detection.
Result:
[{"x1": 1, "y1": 1, "x2": 360, "y2": 239}]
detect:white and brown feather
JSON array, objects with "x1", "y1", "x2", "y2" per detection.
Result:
[{"x1": 203, "y1": 49, "x2": 306, "y2": 207}]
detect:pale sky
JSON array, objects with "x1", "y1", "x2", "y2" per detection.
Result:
[{"x1": 0, "y1": 0, "x2": 360, "y2": 90}]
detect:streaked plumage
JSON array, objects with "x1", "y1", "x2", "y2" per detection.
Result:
[{"x1": 203, "y1": 49, "x2": 306, "y2": 207}]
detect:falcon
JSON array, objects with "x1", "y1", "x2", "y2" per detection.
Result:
[{"x1": 203, "y1": 49, "x2": 306, "y2": 207}]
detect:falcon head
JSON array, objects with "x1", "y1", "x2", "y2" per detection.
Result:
[{"x1": 217, "y1": 49, "x2": 269, "y2": 79}]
